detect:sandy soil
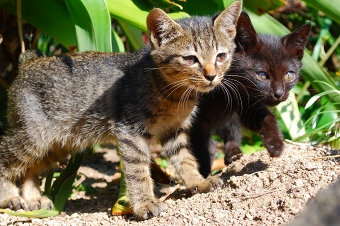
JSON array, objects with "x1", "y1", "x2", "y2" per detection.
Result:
[{"x1": 1, "y1": 142, "x2": 339, "y2": 226}]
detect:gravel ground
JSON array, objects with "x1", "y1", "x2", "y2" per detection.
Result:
[{"x1": 1, "y1": 142, "x2": 340, "y2": 225}]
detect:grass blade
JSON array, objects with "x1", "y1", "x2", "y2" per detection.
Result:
[{"x1": 303, "y1": 0, "x2": 340, "y2": 25}]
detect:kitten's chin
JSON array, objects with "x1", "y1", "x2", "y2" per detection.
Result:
[
  {"x1": 197, "y1": 85, "x2": 217, "y2": 93},
  {"x1": 266, "y1": 98, "x2": 287, "y2": 106}
]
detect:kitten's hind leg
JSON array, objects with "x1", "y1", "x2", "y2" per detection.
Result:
[
  {"x1": 0, "y1": 132, "x2": 54, "y2": 211},
  {"x1": 118, "y1": 132, "x2": 166, "y2": 220},
  {"x1": 0, "y1": 133, "x2": 29, "y2": 210},
  {"x1": 0, "y1": 177, "x2": 27, "y2": 210},
  {"x1": 164, "y1": 129, "x2": 223, "y2": 194}
]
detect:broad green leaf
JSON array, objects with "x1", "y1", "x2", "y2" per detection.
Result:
[
  {"x1": 168, "y1": 11, "x2": 191, "y2": 20},
  {"x1": 0, "y1": 0, "x2": 76, "y2": 50},
  {"x1": 107, "y1": 0, "x2": 189, "y2": 32},
  {"x1": 51, "y1": 152, "x2": 84, "y2": 212},
  {"x1": 181, "y1": 0, "x2": 220, "y2": 16},
  {"x1": 276, "y1": 91, "x2": 306, "y2": 140},
  {"x1": 107, "y1": 0, "x2": 151, "y2": 32},
  {"x1": 117, "y1": 21, "x2": 144, "y2": 51},
  {"x1": 65, "y1": 0, "x2": 112, "y2": 52},
  {"x1": 315, "y1": 109, "x2": 339, "y2": 129},
  {"x1": 53, "y1": 172, "x2": 78, "y2": 212},
  {"x1": 303, "y1": 0, "x2": 340, "y2": 25},
  {"x1": 112, "y1": 29, "x2": 125, "y2": 53},
  {"x1": 244, "y1": 0, "x2": 285, "y2": 15},
  {"x1": 304, "y1": 109, "x2": 340, "y2": 129},
  {"x1": 0, "y1": 208, "x2": 59, "y2": 218}
]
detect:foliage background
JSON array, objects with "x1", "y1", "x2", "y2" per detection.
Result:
[
  {"x1": 0, "y1": 0, "x2": 339, "y2": 216},
  {"x1": 0, "y1": 0, "x2": 339, "y2": 148}
]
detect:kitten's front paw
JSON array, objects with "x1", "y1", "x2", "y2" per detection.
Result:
[
  {"x1": 134, "y1": 198, "x2": 167, "y2": 220},
  {"x1": 264, "y1": 138, "x2": 284, "y2": 157},
  {"x1": 189, "y1": 175, "x2": 223, "y2": 194},
  {"x1": 0, "y1": 196, "x2": 28, "y2": 211},
  {"x1": 27, "y1": 196, "x2": 54, "y2": 210},
  {"x1": 224, "y1": 144, "x2": 243, "y2": 165}
]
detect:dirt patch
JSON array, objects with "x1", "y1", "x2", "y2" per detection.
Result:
[{"x1": 1, "y1": 143, "x2": 340, "y2": 225}]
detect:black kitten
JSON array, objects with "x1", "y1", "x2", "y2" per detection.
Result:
[{"x1": 190, "y1": 12, "x2": 311, "y2": 178}]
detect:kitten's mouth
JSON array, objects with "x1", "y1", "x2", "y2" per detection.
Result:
[
  {"x1": 266, "y1": 97, "x2": 287, "y2": 106},
  {"x1": 197, "y1": 83, "x2": 216, "y2": 92}
]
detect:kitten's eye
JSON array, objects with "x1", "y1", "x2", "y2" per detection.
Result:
[
  {"x1": 216, "y1": 53, "x2": 228, "y2": 63},
  {"x1": 284, "y1": 71, "x2": 295, "y2": 82},
  {"x1": 256, "y1": 72, "x2": 268, "y2": 80},
  {"x1": 183, "y1": 55, "x2": 199, "y2": 65}
]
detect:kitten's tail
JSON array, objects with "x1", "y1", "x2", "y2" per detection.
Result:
[{"x1": 18, "y1": 49, "x2": 44, "y2": 64}]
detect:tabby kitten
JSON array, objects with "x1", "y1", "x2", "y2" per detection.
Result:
[
  {"x1": 190, "y1": 12, "x2": 311, "y2": 178},
  {"x1": 0, "y1": 2, "x2": 242, "y2": 220}
]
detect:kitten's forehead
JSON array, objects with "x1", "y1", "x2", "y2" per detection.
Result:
[
  {"x1": 248, "y1": 34, "x2": 302, "y2": 73},
  {"x1": 176, "y1": 16, "x2": 231, "y2": 56}
]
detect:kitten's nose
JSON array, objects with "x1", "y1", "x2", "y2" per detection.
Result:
[
  {"x1": 204, "y1": 74, "x2": 216, "y2": 81},
  {"x1": 274, "y1": 91, "x2": 284, "y2": 99},
  {"x1": 203, "y1": 64, "x2": 216, "y2": 81}
]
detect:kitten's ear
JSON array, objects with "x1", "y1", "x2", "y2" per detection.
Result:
[
  {"x1": 235, "y1": 12, "x2": 260, "y2": 53},
  {"x1": 147, "y1": 8, "x2": 183, "y2": 49},
  {"x1": 281, "y1": 23, "x2": 311, "y2": 59},
  {"x1": 213, "y1": 0, "x2": 242, "y2": 40}
]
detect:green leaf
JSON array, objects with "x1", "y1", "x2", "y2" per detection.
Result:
[
  {"x1": 107, "y1": 0, "x2": 189, "y2": 32},
  {"x1": 112, "y1": 29, "x2": 125, "y2": 53},
  {"x1": 53, "y1": 172, "x2": 78, "y2": 212},
  {"x1": 275, "y1": 92, "x2": 306, "y2": 140},
  {"x1": 51, "y1": 152, "x2": 84, "y2": 212},
  {"x1": 65, "y1": 0, "x2": 112, "y2": 52},
  {"x1": 303, "y1": 0, "x2": 340, "y2": 25},
  {"x1": 0, "y1": 208, "x2": 59, "y2": 218},
  {"x1": 117, "y1": 21, "x2": 144, "y2": 51},
  {"x1": 244, "y1": 0, "x2": 285, "y2": 15},
  {"x1": 107, "y1": 0, "x2": 150, "y2": 32},
  {"x1": 43, "y1": 170, "x2": 54, "y2": 198},
  {"x1": 181, "y1": 0, "x2": 220, "y2": 16}
]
